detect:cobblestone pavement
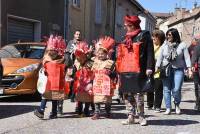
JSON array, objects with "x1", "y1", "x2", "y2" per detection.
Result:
[{"x1": 0, "y1": 82, "x2": 200, "y2": 134}]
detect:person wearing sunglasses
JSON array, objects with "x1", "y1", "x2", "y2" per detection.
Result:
[{"x1": 155, "y1": 28, "x2": 192, "y2": 115}]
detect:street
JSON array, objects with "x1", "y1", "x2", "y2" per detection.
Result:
[{"x1": 0, "y1": 82, "x2": 200, "y2": 134}]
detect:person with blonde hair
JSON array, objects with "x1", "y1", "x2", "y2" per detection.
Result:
[
  {"x1": 146, "y1": 30, "x2": 165, "y2": 113},
  {"x1": 156, "y1": 28, "x2": 192, "y2": 115}
]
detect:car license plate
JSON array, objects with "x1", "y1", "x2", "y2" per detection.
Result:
[{"x1": 0, "y1": 88, "x2": 4, "y2": 94}]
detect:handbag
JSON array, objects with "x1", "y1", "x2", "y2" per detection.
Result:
[
  {"x1": 142, "y1": 76, "x2": 154, "y2": 92},
  {"x1": 37, "y1": 68, "x2": 47, "y2": 94},
  {"x1": 160, "y1": 63, "x2": 171, "y2": 78}
]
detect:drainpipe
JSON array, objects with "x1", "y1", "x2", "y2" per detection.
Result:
[
  {"x1": 64, "y1": 0, "x2": 69, "y2": 41},
  {"x1": 113, "y1": 0, "x2": 116, "y2": 39},
  {"x1": 0, "y1": 0, "x2": 1, "y2": 46}
]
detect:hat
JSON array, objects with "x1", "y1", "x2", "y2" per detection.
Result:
[
  {"x1": 124, "y1": 15, "x2": 141, "y2": 28},
  {"x1": 95, "y1": 36, "x2": 115, "y2": 52},
  {"x1": 47, "y1": 35, "x2": 66, "y2": 56},
  {"x1": 74, "y1": 41, "x2": 90, "y2": 58}
]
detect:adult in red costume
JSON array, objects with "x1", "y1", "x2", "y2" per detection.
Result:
[{"x1": 116, "y1": 15, "x2": 154, "y2": 126}]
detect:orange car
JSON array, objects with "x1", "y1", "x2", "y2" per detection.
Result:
[{"x1": 0, "y1": 42, "x2": 46, "y2": 95}]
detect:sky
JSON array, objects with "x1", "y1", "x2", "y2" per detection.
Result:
[{"x1": 137, "y1": 0, "x2": 198, "y2": 13}]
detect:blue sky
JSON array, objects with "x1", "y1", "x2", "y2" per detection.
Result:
[{"x1": 137, "y1": 0, "x2": 198, "y2": 13}]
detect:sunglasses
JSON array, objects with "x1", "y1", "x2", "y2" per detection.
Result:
[
  {"x1": 167, "y1": 33, "x2": 172, "y2": 37},
  {"x1": 124, "y1": 24, "x2": 133, "y2": 27}
]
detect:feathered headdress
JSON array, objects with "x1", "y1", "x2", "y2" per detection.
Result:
[
  {"x1": 95, "y1": 36, "x2": 115, "y2": 52},
  {"x1": 47, "y1": 35, "x2": 66, "y2": 56},
  {"x1": 74, "y1": 41, "x2": 90, "y2": 58}
]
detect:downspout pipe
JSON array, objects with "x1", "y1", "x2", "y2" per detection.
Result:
[
  {"x1": 64, "y1": 0, "x2": 69, "y2": 41},
  {"x1": 0, "y1": 0, "x2": 1, "y2": 46},
  {"x1": 113, "y1": 0, "x2": 116, "y2": 39}
]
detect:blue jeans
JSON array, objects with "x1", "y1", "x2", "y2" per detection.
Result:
[
  {"x1": 40, "y1": 99, "x2": 47, "y2": 112},
  {"x1": 162, "y1": 68, "x2": 184, "y2": 109},
  {"x1": 40, "y1": 99, "x2": 58, "y2": 115}
]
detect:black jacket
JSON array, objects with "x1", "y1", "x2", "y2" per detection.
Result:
[
  {"x1": 118, "y1": 30, "x2": 155, "y2": 93},
  {"x1": 191, "y1": 44, "x2": 200, "y2": 67}
]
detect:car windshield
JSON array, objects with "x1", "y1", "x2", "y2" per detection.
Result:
[{"x1": 0, "y1": 43, "x2": 46, "y2": 59}]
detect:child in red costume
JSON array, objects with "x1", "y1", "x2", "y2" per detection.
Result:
[
  {"x1": 34, "y1": 35, "x2": 66, "y2": 119},
  {"x1": 73, "y1": 41, "x2": 94, "y2": 117},
  {"x1": 91, "y1": 36, "x2": 117, "y2": 120}
]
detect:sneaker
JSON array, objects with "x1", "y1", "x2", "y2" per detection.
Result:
[
  {"x1": 144, "y1": 106, "x2": 153, "y2": 110},
  {"x1": 194, "y1": 103, "x2": 200, "y2": 111},
  {"x1": 164, "y1": 108, "x2": 171, "y2": 115},
  {"x1": 77, "y1": 113, "x2": 86, "y2": 118},
  {"x1": 34, "y1": 109, "x2": 44, "y2": 119},
  {"x1": 57, "y1": 107, "x2": 63, "y2": 117},
  {"x1": 49, "y1": 114, "x2": 57, "y2": 119},
  {"x1": 75, "y1": 107, "x2": 79, "y2": 113},
  {"x1": 84, "y1": 112, "x2": 90, "y2": 117},
  {"x1": 175, "y1": 105, "x2": 181, "y2": 115},
  {"x1": 116, "y1": 98, "x2": 120, "y2": 104},
  {"x1": 71, "y1": 98, "x2": 75, "y2": 102},
  {"x1": 154, "y1": 108, "x2": 161, "y2": 113},
  {"x1": 91, "y1": 113, "x2": 100, "y2": 120},
  {"x1": 105, "y1": 113, "x2": 111, "y2": 119},
  {"x1": 139, "y1": 116, "x2": 147, "y2": 126},
  {"x1": 121, "y1": 115, "x2": 135, "y2": 125}
]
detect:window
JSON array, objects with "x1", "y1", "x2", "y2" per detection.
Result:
[
  {"x1": 95, "y1": 0, "x2": 102, "y2": 24},
  {"x1": 72, "y1": 0, "x2": 80, "y2": 8},
  {"x1": 192, "y1": 26, "x2": 195, "y2": 36}
]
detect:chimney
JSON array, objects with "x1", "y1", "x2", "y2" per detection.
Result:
[
  {"x1": 174, "y1": 8, "x2": 186, "y2": 19},
  {"x1": 193, "y1": 0, "x2": 198, "y2": 9}
]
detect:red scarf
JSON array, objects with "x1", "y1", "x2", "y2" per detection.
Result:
[{"x1": 124, "y1": 28, "x2": 141, "y2": 49}]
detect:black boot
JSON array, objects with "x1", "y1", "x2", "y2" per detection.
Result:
[
  {"x1": 49, "y1": 113, "x2": 57, "y2": 119},
  {"x1": 57, "y1": 100, "x2": 63, "y2": 116},
  {"x1": 34, "y1": 109, "x2": 44, "y2": 119},
  {"x1": 90, "y1": 103, "x2": 95, "y2": 114},
  {"x1": 49, "y1": 100, "x2": 58, "y2": 119},
  {"x1": 84, "y1": 102, "x2": 90, "y2": 117},
  {"x1": 194, "y1": 98, "x2": 200, "y2": 111},
  {"x1": 105, "y1": 103, "x2": 111, "y2": 118}
]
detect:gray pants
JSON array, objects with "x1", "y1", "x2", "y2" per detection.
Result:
[
  {"x1": 94, "y1": 103, "x2": 111, "y2": 114},
  {"x1": 123, "y1": 93, "x2": 144, "y2": 117}
]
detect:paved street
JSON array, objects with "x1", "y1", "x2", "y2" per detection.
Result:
[{"x1": 0, "y1": 82, "x2": 200, "y2": 134}]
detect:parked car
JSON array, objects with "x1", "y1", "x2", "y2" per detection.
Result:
[{"x1": 0, "y1": 42, "x2": 46, "y2": 95}]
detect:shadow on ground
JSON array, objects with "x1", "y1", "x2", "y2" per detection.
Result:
[
  {"x1": 0, "y1": 105, "x2": 38, "y2": 119},
  {"x1": 181, "y1": 109, "x2": 200, "y2": 115},
  {"x1": 148, "y1": 119, "x2": 199, "y2": 126},
  {"x1": 0, "y1": 94, "x2": 41, "y2": 102},
  {"x1": 181, "y1": 100, "x2": 195, "y2": 103}
]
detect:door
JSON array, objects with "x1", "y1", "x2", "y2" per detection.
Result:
[{"x1": 8, "y1": 18, "x2": 34, "y2": 43}]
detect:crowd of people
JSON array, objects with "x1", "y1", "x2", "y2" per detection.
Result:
[{"x1": 33, "y1": 15, "x2": 200, "y2": 126}]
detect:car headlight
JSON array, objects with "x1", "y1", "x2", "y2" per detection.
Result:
[{"x1": 13, "y1": 63, "x2": 39, "y2": 74}]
